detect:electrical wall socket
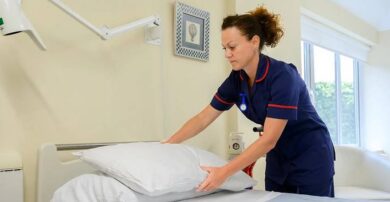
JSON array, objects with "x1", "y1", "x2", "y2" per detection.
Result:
[{"x1": 228, "y1": 132, "x2": 244, "y2": 155}]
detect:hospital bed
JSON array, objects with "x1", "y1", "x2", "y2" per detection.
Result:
[{"x1": 36, "y1": 142, "x2": 384, "y2": 202}]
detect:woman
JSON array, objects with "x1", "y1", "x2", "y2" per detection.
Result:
[{"x1": 163, "y1": 6, "x2": 335, "y2": 197}]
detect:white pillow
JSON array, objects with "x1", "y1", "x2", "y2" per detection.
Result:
[
  {"x1": 76, "y1": 142, "x2": 256, "y2": 196},
  {"x1": 51, "y1": 171, "x2": 214, "y2": 202},
  {"x1": 192, "y1": 147, "x2": 257, "y2": 191}
]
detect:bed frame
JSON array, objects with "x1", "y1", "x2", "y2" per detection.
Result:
[{"x1": 36, "y1": 142, "x2": 155, "y2": 202}]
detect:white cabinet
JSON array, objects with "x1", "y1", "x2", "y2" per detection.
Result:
[{"x1": 0, "y1": 153, "x2": 23, "y2": 202}]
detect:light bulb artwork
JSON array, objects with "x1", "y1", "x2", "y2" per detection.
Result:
[
  {"x1": 188, "y1": 23, "x2": 197, "y2": 42},
  {"x1": 174, "y1": 2, "x2": 210, "y2": 61}
]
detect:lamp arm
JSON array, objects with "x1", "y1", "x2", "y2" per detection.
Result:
[
  {"x1": 50, "y1": 0, "x2": 160, "y2": 40},
  {"x1": 51, "y1": 0, "x2": 106, "y2": 39},
  {"x1": 107, "y1": 16, "x2": 160, "y2": 39}
]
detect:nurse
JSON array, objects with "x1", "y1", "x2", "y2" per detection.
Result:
[{"x1": 163, "y1": 6, "x2": 335, "y2": 197}]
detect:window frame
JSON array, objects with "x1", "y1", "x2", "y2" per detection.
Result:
[{"x1": 301, "y1": 40, "x2": 361, "y2": 146}]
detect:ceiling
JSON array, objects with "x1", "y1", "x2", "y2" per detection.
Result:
[{"x1": 330, "y1": 0, "x2": 390, "y2": 31}]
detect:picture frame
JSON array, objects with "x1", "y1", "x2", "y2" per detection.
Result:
[{"x1": 174, "y1": 2, "x2": 210, "y2": 62}]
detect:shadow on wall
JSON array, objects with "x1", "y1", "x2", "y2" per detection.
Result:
[{"x1": 0, "y1": 47, "x2": 61, "y2": 141}]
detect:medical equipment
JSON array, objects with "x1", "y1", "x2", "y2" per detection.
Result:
[
  {"x1": 228, "y1": 132, "x2": 244, "y2": 155},
  {"x1": 50, "y1": 0, "x2": 160, "y2": 44},
  {"x1": 239, "y1": 93, "x2": 247, "y2": 111},
  {"x1": 0, "y1": 0, "x2": 46, "y2": 50},
  {"x1": 253, "y1": 126, "x2": 264, "y2": 133}
]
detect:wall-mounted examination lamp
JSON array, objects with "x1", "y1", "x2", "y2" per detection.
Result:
[
  {"x1": 50, "y1": 0, "x2": 161, "y2": 44},
  {"x1": 0, "y1": 0, "x2": 47, "y2": 50}
]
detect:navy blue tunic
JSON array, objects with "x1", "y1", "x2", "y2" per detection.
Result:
[{"x1": 210, "y1": 54, "x2": 335, "y2": 186}]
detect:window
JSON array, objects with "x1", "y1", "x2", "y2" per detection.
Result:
[{"x1": 301, "y1": 41, "x2": 360, "y2": 145}]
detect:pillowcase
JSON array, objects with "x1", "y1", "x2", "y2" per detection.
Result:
[
  {"x1": 75, "y1": 142, "x2": 257, "y2": 196},
  {"x1": 51, "y1": 171, "x2": 214, "y2": 202}
]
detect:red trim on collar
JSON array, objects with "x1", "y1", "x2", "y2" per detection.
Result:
[
  {"x1": 255, "y1": 57, "x2": 270, "y2": 83},
  {"x1": 239, "y1": 72, "x2": 244, "y2": 81},
  {"x1": 215, "y1": 94, "x2": 235, "y2": 105},
  {"x1": 268, "y1": 104, "x2": 298, "y2": 109}
]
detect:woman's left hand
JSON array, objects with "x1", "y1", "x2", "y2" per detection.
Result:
[{"x1": 196, "y1": 166, "x2": 229, "y2": 192}]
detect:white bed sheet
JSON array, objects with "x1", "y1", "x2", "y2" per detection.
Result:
[
  {"x1": 180, "y1": 190, "x2": 386, "y2": 202},
  {"x1": 180, "y1": 190, "x2": 281, "y2": 202}
]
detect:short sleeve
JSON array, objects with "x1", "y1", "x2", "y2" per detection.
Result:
[
  {"x1": 267, "y1": 65, "x2": 300, "y2": 120},
  {"x1": 210, "y1": 71, "x2": 240, "y2": 111}
]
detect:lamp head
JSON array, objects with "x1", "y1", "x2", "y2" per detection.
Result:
[{"x1": 0, "y1": 0, "x2": 47, "y2": 50}]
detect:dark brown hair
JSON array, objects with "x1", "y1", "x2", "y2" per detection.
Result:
[{"x1": 222, "y1": 6, "x2": 284, "y2": 50}]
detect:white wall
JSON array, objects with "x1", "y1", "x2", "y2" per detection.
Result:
[
  {"x1": 300, "y1": 0, "x2": 377, "y2": 45},
  {"x1": 361, "y1": 30, "x2": 390, "y2": 154},
  {"x1": 160, "y1": 0, "x2": 235, "y2": 156}
]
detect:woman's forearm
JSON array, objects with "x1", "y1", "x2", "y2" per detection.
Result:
[
  {"x1": 166, "y1": 115, "x2": 208, "y2": 143},
  {"x1": 223, "y1": 117, "x2": 287, "y2": 176},
  {"x1": 165, "y1": 105, "x2": 222, "y2": 144},
  {"x1": 223, "y1": 137, "x2": 274, "y2": 176}
]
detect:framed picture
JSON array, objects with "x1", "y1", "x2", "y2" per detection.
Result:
[{"x1": 174, "y1": 2, "x2": 210, "y2": 62}]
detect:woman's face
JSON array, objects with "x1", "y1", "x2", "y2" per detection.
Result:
[{"x1": 221, "y1": 27, "x2": 259, "y2": 71}]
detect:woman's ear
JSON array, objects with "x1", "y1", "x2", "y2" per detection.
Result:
[{"x1": 251, "y1": 35, "x2": 260, "y2": 50}]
